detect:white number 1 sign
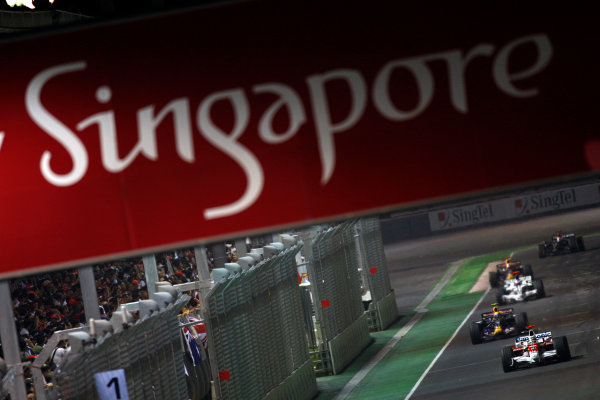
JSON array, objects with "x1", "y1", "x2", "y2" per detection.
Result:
[{"x1": 94, "y1": 369, "x2": 130, "y2": 400}]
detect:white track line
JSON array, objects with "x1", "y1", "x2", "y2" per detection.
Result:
[
  {"x1": 333, "y1": 261, "x2": 462, "y2": 400},
  {"x1": 404, "y1": 287, "x2": 490, "y2": 400},
  {"x1": 415, "y1": 261, "x2": 462, "y2": 312},
  {"x1": 430, "y1": 357, "x2": 496, "y2": 374}
]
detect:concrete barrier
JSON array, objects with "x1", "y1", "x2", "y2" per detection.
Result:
[
  {"x1": 328, "y1": 313, "x2": 372, "y2": 375},
  {"x1": 381, "y1": 180, "x2": 600, "y2": 243}
]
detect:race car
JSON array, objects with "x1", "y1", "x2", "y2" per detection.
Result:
[
  {"x1": 496, "y1": 271, "x2": 545, "y2": 304},
  {"x1": 470, "y1": 304, "x2": 528, "y2": 345},
  {"x1": 501, "y1": 325, "x2": 571, "y2": 372},
  {"x1": 538, "y1": 230, "x2": 585, "y2": 258},
  {"x1": 489, "y1": 257, "x2": 533, "y2": 288}
]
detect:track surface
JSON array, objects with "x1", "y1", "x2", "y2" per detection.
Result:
[
  {"x1": 411, "y1": 237, "x2": 600, "y2": 399},
  {"x1": 385, "y1": 207, "x2": 600, "y2": 316},
  {"x1": 383, "y1": 207, "x2": 600, "y2": 400}
]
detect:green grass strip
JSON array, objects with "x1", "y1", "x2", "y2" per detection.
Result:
[
  {"x1": 315, "y1": 314, "x2": 413, "y2": 400},
  {"x1": 346, "y1": 292, "x2": 483, "y2": 400},
  {"x1": 439, "y1": 251, "x2": 508, "y2": 297}
]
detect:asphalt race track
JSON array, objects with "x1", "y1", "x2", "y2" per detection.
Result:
[
  {"x1": 411, "y1": 237, "x2": 600, "y2": 399},
  {"x1": 383, "y1": 207, "x2": 600, "y2": 400},
  {"x1": 385, "y1": 207, "x2": 600, "y2": 316}
]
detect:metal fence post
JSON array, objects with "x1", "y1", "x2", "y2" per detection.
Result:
[
  {"x1": 233, "y1": 238, "x2": 247, "y2": 259},
  {"x1": 210, "y1": 243, "x2": 227, "y2": 269},
  {"x1": 0, "y1": 281, "x2": 28, "y2": 400},
  {"x1": 143, "y1": 254, "x2": 159, "y2": 298},
  {"x1": 79, "y1": 265, "x2": 101, "y2": 322},
  {"x1": 193, "y1": 246, "x2": 212, "y2": 304}
]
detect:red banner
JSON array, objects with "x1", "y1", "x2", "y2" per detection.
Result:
[{"x1": 0, "y1": 2, "x2": 598, "y2": 276}]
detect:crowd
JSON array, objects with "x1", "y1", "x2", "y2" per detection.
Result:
[
  {"x1": 1, "y1": 247, "x2": 214, "y2": 364},
  {"x1": 0, "y1": 241, "x2": 254, "y2": 398},
  {"x1": 93, "y1": 248, "x2": 204, "y2": 321}
]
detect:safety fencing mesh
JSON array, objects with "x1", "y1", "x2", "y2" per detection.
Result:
[
  {"x1": 310, "y1": 221, "x2": 365, "y2": 342},
  {"x1": 205, "y1": 244, "x2": 317, "y2": 400},
  {"x1": 357, "y1": 217, "x2": 392, "y2": 302},
  {"x1": 356, "y1": 217, "x2": 398, "y2": 330},
  {"x1": 303, "y1": 220, "x2": 372, "y2": 374},
  {"x1": 54, "y1": 296, "x2": 189, "y2": 400}
]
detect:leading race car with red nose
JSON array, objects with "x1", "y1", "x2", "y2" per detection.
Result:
[{"x1": 501, "y1": 326, "x2": 571, "y2": 372}]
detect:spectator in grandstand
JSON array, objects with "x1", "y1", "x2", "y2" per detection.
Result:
[{"x1": 10, "y1": 247, "x2": 206, "y2": 363}]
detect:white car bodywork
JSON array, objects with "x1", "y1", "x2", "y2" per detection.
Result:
[
  {"x1": 499, "y1": 276, "x2": 539, "y2": 303},
  {"x1": 510, "y1": 331, "x2": 557, "y2": 366},
  {"x1": 502, "y1": 328, "x2": 570, "y2": 372}
]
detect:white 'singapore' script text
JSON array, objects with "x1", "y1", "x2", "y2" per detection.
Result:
[{"x1": 24, "y1": 33, "x2": 552, "y2": 219}]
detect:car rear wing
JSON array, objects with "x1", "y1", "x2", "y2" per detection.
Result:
[
  {"x1": 481, "y1": 308, "x2": 513, "y2": 318},
  {"x1": 496, "y1": 261, "x2": 521, "y2": 269}
]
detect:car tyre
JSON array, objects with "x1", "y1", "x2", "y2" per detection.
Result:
[
  {"x1": 522, "y1": 264, "x2": 533, "y2": 279},
  {"x1": 538, "y1": 244, "x2": 546, "y2": 258},
  {"x1": 514, "y1": 313, "x2": 528, "y2": 333},
  {"x1": 470, "y1": 322, "x2": 482, "y2": 345},
  {"x1": 577, "y1": 236, "x2": 585, "y2": 251},
  {"x1": 555, "y1": 335, "x2": 571, "y2": 362},
  {"x1": 535, "y1": 279, "x2": 545, "y2": 298},
  {"x1": 496, "y1": 289, "x2": 505, "y2": 304},
  {"x1": 489, "y1": 271, "x2": 499, "y2": 288},
  {"x1": 568, "y1": 236, "x2": 578, "y2": 253},
  {"x1": 501, "y1": 345, "x2": 515, "y2": 372}
]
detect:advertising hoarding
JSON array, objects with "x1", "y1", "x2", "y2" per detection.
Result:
[{"x1": 0, "y1": 2, "x2": 598, "y2": 276}]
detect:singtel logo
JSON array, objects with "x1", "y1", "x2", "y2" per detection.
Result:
[
  {"x1": 437, "y1": 204, "x2": 494, "y2": 228},
  {"x1": 515, "y1": 189, "x2": 577, "y2": 215},
  {"x1": 20, "y1": 34, "x2": 552, "y2": 220}
]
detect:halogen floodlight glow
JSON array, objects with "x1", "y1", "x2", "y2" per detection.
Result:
[{"x1": 5, "y1": 0, "x2": 52, "y2": 8}]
